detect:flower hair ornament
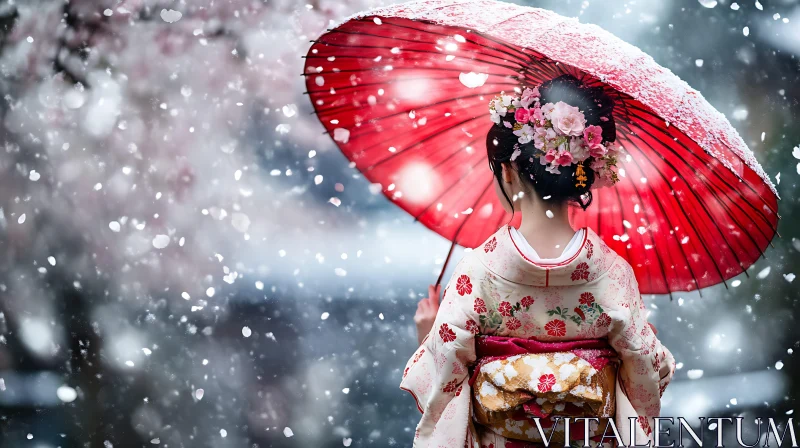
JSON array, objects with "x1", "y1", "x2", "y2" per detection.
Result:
[{"x1": 488, "y1": 84, "x2": 621, "y2": 188}]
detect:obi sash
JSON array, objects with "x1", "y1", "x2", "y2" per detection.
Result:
[{"x1": 469, "y1": 336, "x2": 619, "y2": 445}]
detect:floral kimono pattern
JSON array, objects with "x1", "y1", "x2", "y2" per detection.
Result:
[{"x1": 400, "y1": 226, "x2": 676, "y2": 447}]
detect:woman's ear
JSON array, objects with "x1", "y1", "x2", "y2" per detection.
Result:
[{"x1": 500, "y1": 163, "x2": 515, "y2": 184}]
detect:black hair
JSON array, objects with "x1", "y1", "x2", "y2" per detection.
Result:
[{"x1": 486, "y1": 74, "x2": 616, "y2": 212}]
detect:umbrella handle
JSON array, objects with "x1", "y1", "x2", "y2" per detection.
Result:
[{"x1": 435, "y1": 240, "x2": 458, "y2": 287}]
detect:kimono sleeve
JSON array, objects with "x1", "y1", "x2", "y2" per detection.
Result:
[
  {"x1": 399, "y1": 257, "x2": 482, "y2": 447},
  {"x1": 607, "y1": 260, "x2": 677, "y2": 442}
]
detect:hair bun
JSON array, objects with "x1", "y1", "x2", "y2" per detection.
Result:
[
  {"x1": 538, "y1": 75, "x2": 616, "y2": 143},
  {"x1": 486, "y1": 74, "x2": 619, "y2": 211}
]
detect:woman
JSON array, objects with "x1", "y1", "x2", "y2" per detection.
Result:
[{"x1": 401, "y1": 75, "x2": 675, "y2": 448}]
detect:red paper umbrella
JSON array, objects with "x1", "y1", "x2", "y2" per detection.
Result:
[{"x1": 303, "y1": 0, "x2": 779, "y2": 295}]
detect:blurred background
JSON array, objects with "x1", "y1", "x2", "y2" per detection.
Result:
[{"x1": 0, "y1": 0, "x2": 798, "y2": 447}]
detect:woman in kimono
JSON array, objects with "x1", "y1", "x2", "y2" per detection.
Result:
[{"x1": 402, "y1": 75, "x2": 676, "y2": 448}]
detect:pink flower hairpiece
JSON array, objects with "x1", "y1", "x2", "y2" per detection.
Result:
[{"x1": 488, "y1": 85, "x2": 621, "y2": 188}]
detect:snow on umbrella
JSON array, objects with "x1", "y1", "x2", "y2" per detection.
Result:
[{"x1": 302, "y1": 0, "x2": 779, "y2": 295}]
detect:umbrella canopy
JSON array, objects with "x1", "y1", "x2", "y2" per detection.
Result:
[{"x1": 303, "y1": 0, "x2": 779, "y2": 295}]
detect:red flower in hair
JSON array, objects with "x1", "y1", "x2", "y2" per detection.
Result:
[
  {"x1": 439, "y1": 323, "x2": 456, "y2": 343},
  {"x1": 545, "y1": 319, "x2": 567, "y2": 337},
  {"x1": 456, "y1": 275, "x2": 472, "y2": 296},
  {"x1": 474, "y1": 297, "x2": 487, "y2": 314}
]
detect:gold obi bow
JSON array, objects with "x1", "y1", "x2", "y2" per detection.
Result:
[{"x1": 471, "y1": 350, "x2": 618, "y2": 444}]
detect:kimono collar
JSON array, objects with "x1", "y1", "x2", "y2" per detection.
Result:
[{"x1": 475, "y1": 225, "x2": 606, "y2": 287}]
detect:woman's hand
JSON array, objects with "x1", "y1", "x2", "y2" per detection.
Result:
[{"x1": 414, "y1": 285, "x2": 441, "y2": 345}]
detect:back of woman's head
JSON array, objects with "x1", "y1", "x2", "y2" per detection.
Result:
[{"x1": 486, "y1": 74, "x2": 617, "y2": 211}]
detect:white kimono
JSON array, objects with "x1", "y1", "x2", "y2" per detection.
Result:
[{"x1": 400, "y1": 225, "x2": 676, "y2": 447}]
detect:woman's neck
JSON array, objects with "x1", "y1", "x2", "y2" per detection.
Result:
[{"x1": 516, "y1": 198, "x2": 577, "y2": 259}]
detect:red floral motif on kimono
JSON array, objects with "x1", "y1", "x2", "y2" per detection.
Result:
[
  {"x1": 571, "y1": 262, "x2": 590, "y2": 281},
  {"x1": 439, "y1": 323, "x2": 456, "y2": 343},
  {"x1": 498, "y1": 301, "x2": 513, "y2": 317},
  {"x1": 456, "y1": 275, "x2": 472, "y2": 296},
  {"x1": 579, "y1": 292, "x2": 595, "y2": 306},
  {"x1": 474, "y1": 297, "x2": 487, "y2": 314},
  {"x1": 455, "y1": 385, "x2": 462, "y2": 396},
  {"x1": 586, "y1": 240, "x2": 594, "y2": 259},
  {"x1": 596, "y1": 313, "x2": 611, "y2": 327},
  {"x1": 652, "y1": 352, "x2": 661, "y2": 373},
  {"x1": 632, "y1": 358, "x2": 649, "y2": 376},
  {"x1": 623, "y1": 324, "x2": 638, "y2": 339},
  {"x1": 413, "y1": 348, "x2": 425, "y2": 363},
  {"x1": 506, "y1": 317, "x2": 521, "y2": 331},
  {"x1": 443, "y1": 378, "x2": 460, "y2": 393},
  {"x1": 537, "y1": 373, "x2": 556, "y2": 392},
  {"x1": 545, "y1": 319, "x2": 567, "y2": 337},
  {"x1": 645, "y1": 403, "x2": 661, "y2": 417},
  {"x1": 628, "y1": 382, "x2": 650, "y2": 405},
  {"x1": 403, "y1": 367, "x2": 409, "y2": 378},
  {"x1": 638, "y1": 416, "x2": 653, "y2": 436},
  {"x1": 484, "y1": 237, "x2": 497, "y2": 253},
  {"x1": 442, "y1": 402, "x2": 457, "y2": 421},
  {"x1": 465, "y1": 319, "x2": 480, "y2": 334},
  {"x1": 520, "y1": 296, "x2": 534, "y2": 307},
  {"x1": 573, "y1": 307, "x2": 586, "y2": 320}
]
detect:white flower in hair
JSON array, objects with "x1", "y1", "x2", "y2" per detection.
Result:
[
  {"x1": 541, "y1": 103, "x2": 555, "y2": 119},
  {"x1": 545, "y1": 164, "x2": 561, "y2": 175},
  {"x1": 513, "y1": 124, "x2": 535, "y2": 144},
  {"x1": 519, "y1": 87, "x2": 540, "y2": 108},
  {"x1": 549, "y1": 101, "x2": 586, "y2": 137},
  {"x1": 492, "y1": 98, "x2": 508, "y2": 117},
  {"x1": 569, "y1": 138, "x2": 590, "y2": 162}
]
